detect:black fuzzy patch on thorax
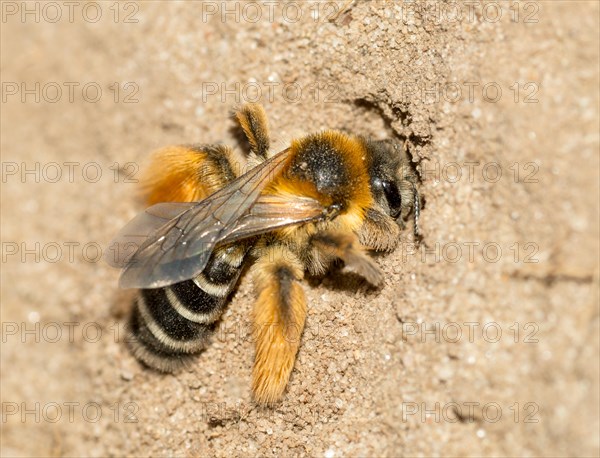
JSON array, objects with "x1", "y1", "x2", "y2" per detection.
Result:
[{"x1": 289, "y1": 138, "x2": 350, "y2": 197}]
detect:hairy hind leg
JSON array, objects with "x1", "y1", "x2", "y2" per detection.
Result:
[
  {"x1": 142, "y1": 144, "x2": 242, "y2": 205},
  {"x1": 235, "y1": 103, "x2": 271, "y2": 160},
  {"x1": 251, "y1": 245, "x2": 307, "y2": 404}
]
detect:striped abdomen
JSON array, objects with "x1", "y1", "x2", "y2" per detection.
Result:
[{"x1": 127, "y1": 244, "x2": 248, "y2": 372}]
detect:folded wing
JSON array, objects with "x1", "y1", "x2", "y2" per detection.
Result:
[{"x1": 107, "y1": 149, "x2": 326, "y2": 289}]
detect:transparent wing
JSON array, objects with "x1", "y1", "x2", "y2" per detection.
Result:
[
  {"x1": 108, "y1": 149, "x2": 325, "y2": 289},
  {"x1": 105, "y1": 203, "x2": 195, "y2": 268},
  {"x1": 220, "y1": 193, "x2": 327, "y2": 243}
]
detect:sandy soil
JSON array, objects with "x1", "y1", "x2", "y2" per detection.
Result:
[{"x1": 1, "y1": 1, "x2": 598, "y2": 456}]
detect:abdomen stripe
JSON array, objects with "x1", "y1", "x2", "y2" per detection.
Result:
[{"x1": 127, "y1": 244, "x2": 247, "y2": 372}]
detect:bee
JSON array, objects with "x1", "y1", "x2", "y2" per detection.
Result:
[{"x1": 107, "y1": 103, "x2": 420, "y2": 404}]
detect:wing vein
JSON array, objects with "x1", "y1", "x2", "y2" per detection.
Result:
[{"x1": 115, "y1": 150, "x2": 295, "y2": 289}]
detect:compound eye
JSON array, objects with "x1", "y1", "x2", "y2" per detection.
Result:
[{"x1": 381, "y1": 180, "x2": 402, "y2": 219}]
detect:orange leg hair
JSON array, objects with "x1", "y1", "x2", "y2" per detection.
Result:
[
  {"x1": 251, "y1": 245, "x2": 307, "y2": 404},
  {"x1": 142, "y1": 144, "x2": 241, "y2": 205},
  {"x1": 235, "y1": 103, "x2": 270, "y2": 159}
]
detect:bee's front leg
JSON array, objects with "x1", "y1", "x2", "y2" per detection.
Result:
[{"x1": 311, "y1": 231, "x2": 384, "y2": 287}]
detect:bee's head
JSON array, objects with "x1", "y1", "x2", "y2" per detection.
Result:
[{"x1": 363, "y1": 139, "x2": 421, "y2": 236}]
